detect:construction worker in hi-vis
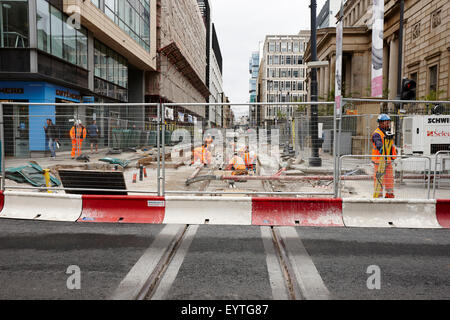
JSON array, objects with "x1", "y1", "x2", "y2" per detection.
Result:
[
  {"x1": 193, "y1": 143, "x2": 211, "y2": 166},
  {"x1": 371, "y1": 114, "x2": 397, "y2": 198},
  {"x1": 70, "y1": 120, "x2": 87, "y2": 159}
]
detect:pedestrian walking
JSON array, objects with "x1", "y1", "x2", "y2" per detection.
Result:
[
  {"x1": 87, "y1": 120, "x2": 99, "y2": 153},
  {"x1": 43, "y1": 119, "x2": 59, "y2": 160}
]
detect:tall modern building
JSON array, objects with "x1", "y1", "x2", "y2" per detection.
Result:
[
  {"x1": 249, "y1": 51, "x2": 259, "y2": 126},
  {"x1": 259, "y1": 31, "x2": 310, "y2": 126}
]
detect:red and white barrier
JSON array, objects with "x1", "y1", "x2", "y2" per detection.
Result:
[
  {"x1": 342, "y1": 199, "x2": 441, "y2": 229},
  {"x1": 0, "y1": 192, "x2": 4, "y2": 213},
  {"x1": 0, "y1": 191, "x2": 448, "y2": 229},
  {"x1": 252, "y1": 198, "x2": 343, "y2": 227},
  {"x1": 163, "y1": 196, "x2": 252, "y2": 225},
  {"x1": 79, "y1": 195, "x2": 166, "y2": 224},
  {"x1": 0, "y1": 191, "x2": 82, "y2": 222},
  {"x1": 436, "y1": 200, "x2": 450, "y2": 229}
]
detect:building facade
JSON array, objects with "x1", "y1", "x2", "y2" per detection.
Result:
[
  {"x1": 146, "y1": 0, "x2": 208, "y2": 127},
  {"x1": 0, "y1": 0, "x2": 157, "y2": 157},
  {"x1": 306, "y1": 0, "x2": 450, "y2": 105},
  {"x1": 208, "y1": 23, "x2": 224, "y2": 128},
  {"x1": 259, "y1": 32, "x2": 310, "y2": 126}
]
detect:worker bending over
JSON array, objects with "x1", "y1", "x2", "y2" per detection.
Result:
[
  {"x1": 226, "y1": 152, "x2": 248, "y2": 176},
  {"x1": 372, "y1": 114, "x2": 397, "y2": 198},
  {"x1": 193, "y1": 143, "x2": 212, "y2": 166}
]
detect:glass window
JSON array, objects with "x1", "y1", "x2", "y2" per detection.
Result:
[
  {"x1": 63, "y1": 18, "x2": 77, "y2": 64},
  {"x1": 94, "y1": 39, "x2": 128, "y2": 88},
  {"x1": 50, "y1": 5, "x2": 63, "y2": 59},
  {"x1": 37, "y1": 0, "x2": 50, "y2": 53},
  {"x1": 91, "y1": 0, "x2": 100, "y2": 8},
  {"x1": 410, "y1": 72, "x2": 418, "y2": 85},
  {"x1": 429, "y1": 65, "x2": 438, "y2": 94},
  {"x1": 0, "y1": 0, "x2": 29, "y2": 48},
  {"x1": 274, "y1": 55, "x2": 279, "y2": 65},
  {"x1": 76, "y1": 27, "x2": 88, "y2": 69},
  {"x1": 99, "y1": 0, "x2": 150, "y2": 52}
]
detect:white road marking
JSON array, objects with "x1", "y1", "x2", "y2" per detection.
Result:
[
  {"x1": 109, "y1": 224, "x2": 185, "y2": 300},
  {"x1": 151, "y1": 225, "x2": 199, "y2": 300},
  {"x1": 260, "y1": 227, "x2": 290, "y2": 300},
  {"x1": 278, "y1": 227, "x2": 331, "y2": 300}
]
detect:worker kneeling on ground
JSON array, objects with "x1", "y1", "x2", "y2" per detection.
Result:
[
  {"x1": 243, "y1": 147, "x2": 256, "y2": 173},
  {"x1": 70, "y1": 120, "x2": 87, "y2": 159},
  {"x1": 372, "y1": 114, "x2": 397, "y2": 199},
  {"x1": 226, "y1": 152, "x2": 248, "y2": 176},
  {"x1": 193, "y1": 143, "x2": 212, "y2": 166}
]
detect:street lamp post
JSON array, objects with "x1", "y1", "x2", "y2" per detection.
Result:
[{"x1": 309, "y1": 0, "x2": 322, "y2": 167}]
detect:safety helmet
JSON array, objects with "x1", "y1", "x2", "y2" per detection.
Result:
[{"x1": 377, "y1": 114, "x2": 391, "y2": 122}]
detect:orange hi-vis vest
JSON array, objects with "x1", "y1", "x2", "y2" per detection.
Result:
[
  {"x1": 230, "y1": 156, "x2": 246, "y2": 170},
  {"x1": 70, "y1": 126, "x2": 87, "y2": 140},
  {"x1": 371, "y1": 127, "x2": 397, "y2": 163},
  {"x1": 193, "y1": 146, "x2": 211, "y2": 164}
]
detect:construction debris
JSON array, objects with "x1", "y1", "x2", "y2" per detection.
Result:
[{"x1": 99, "y1": 158, "x2": 131, "y2": 168}]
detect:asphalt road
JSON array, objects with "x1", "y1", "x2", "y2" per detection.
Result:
[{"x1": 0, "y1": 219, "x2": 448, "y2": 300}]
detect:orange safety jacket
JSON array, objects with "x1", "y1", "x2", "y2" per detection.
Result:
[
  {"x1": 70, "y1": 126, "x2": 87, "y2": 141},
  {"x1": 371, "y1": 127, "x2": 397, "y2": 163},
  {"x1": 193, "y1": 146, "x2": 211, "y2": 164},
  {"x1": 230, "y1": 156, "x2": 247, "y2": 171}
]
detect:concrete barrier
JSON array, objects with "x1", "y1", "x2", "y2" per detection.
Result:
[
  {"x1": 343, "y1": 199, "x2": 441, "y2": 229},
  {"x1": 436, "y1": 200, "x2": 450, "y2": 229},
  {"x1": 164, "y1": 196, "x2": 252, "y2": 225},
  {"x1": 0, "y1": 191, "x2": 82, "y2": 222},
  {"x1": 79, "y1": 195, "x2": 166, "y2": 224},
  {"x1": 252, "y1": 198, "x2": 344, "y2": 227}
]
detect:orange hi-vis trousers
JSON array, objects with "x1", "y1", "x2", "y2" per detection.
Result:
[
  {"x1": 373, "y1": 162, "x2": 394, "y2": 198},
  {"x1": 71, "y1": 139, "x2": 84, "y2": 158}
]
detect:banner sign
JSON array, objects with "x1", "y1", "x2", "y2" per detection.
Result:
[
  {"x1": 335, "y1": 14, "x2": 343, "y2": 117},
  {"x1": 371, "y1": 0, "x2": 384, "y2": 97},
  {"x1": 178, "y1": 112, "x2": 185, "y2": 122}
]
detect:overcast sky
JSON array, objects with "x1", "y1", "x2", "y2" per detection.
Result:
[{"x1": 212, "y1": 0, "x2": 327, "y2": 117}]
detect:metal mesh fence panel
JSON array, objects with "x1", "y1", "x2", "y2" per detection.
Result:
[
  {"x1": 162, "y1": 103, "x2": 336, "y2": 197},
  {"x1": 0, "y1": 103, "x2": 160, "y2": 195}
]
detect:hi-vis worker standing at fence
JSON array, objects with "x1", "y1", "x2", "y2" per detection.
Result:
[
  {"x1": 372, "y1": 114, "x2": 397, "y2": 199},
  {"x1": 70, "y1": 120, "x2": 87, "y2": 159}
]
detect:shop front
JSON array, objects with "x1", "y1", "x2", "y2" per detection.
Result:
[{"x1": 0, "y1": 81, "x2": 82, "y2": 157}]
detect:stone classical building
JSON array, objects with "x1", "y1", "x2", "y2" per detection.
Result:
[{"x1": 305, "y1": 0, "x2": 450, "y2": 105}]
